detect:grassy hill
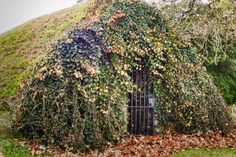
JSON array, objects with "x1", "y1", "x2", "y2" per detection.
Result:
[
  {"x1": 0, "y1": 0, "x2": 104, "y2": 107},
  {"x1": 0, "y1": 0, "x2": 235, "y2": 156}
]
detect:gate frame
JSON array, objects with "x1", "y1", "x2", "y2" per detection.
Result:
[{"x1": 127, "y1": 64, "x2": 156, "y2": 135}]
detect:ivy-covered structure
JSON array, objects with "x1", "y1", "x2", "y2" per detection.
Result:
[{"x1": 15, "y1": 0, "x2": 232, "y2": 151}]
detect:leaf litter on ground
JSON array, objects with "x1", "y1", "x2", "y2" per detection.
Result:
[{"x1": 52, "y1": 129, "x2": 236, "y2": 157}]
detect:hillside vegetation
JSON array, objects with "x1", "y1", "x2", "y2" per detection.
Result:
[
  {"x1": 0, "y1": 0, "x2": 235, "y2": 156},
  {"x1": 0, "y1": 0, "x2": 102, "y2": 106},
  {"x1": 15, "y1": 0, "x2": 232, "y2": 151}
]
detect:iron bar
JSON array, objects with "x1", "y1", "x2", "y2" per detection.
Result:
[
  {"x1": 139, "y1": 69, "x2": 142, "y2": 134},
  {"x1": 135, "y1": 70, "x2": 138, "y2": 134},
  {"x1": 143, "y1": 64, "x2": 146, "y2": 135},
  {"x1": 147, "y1": 68, "x2": 150, "y2": 135},
  {"x1": 127, "y1": 65, "x2": 155, "y2": 135},
  {"x1": 151, "y1": 108, "x2": 154, "y2": 135},
  {"x1": 151, "y1": 82, "x2": 154, "y2": 135},
  {"x1": 131, "y1": 71, "x2": 134, "y2": 133}
]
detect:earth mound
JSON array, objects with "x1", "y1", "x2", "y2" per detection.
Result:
[{"x1": 15, "y1": 0, "x2": 232, "y2": 151}]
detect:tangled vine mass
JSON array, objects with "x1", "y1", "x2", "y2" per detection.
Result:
[{"x1": 15, "y1": 0, "x2": 233, "y2": 151}]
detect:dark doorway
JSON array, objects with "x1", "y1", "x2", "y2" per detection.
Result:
[{"x1": 127, "y1": 65, "x2": 156, "y2": 135}]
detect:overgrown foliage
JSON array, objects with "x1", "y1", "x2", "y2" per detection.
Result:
[
  {"x1": 158, "y1": 0, "x2": 236, "y2": 64},
  {"x1": 15, "y1": 0, "x2": 233, "y2": 151},
  {"x1": 156, "y1": 0, "x2": 236, "y2": 104}
]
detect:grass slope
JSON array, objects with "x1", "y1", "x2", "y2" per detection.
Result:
[{"x1": 0, "y1": 0, "x2": 100, "y2": 105}]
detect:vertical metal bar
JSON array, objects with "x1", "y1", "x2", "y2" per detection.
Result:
[
  {"x1": 151, "y1": 83, "x2": 154, "y2": 135},
  {"x1": 135, "y1": 70, "x2": 138, "y2": 134},
  {"x1": 131, "y1": 70, "x2": 134, "y2": 133},
  {"x1": 147, "y1": 68, "x2": 150, "y2": 135},
  {"x1": 135, "y1": 67, "x2": 138, "y2": 134},
  {"x1": 143, "y1": 66, "x2": 145, "y2": 134},
  {"x1": 143, "y1": 64, "x2": 146, "y2": 135},
  {"x1": 128, "y1": 94, "x2": 130, "y2": 132},
  {"x1": 140, "y1": 68, "x2": 143, "y2": 134},
  {"x1": 139, "y1": 69, "x2": 142, "y2": 134}
]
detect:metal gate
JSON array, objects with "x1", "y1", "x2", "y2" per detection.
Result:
[{"x1": 127, "y1": 65, "x2": 156, "y2": 135}]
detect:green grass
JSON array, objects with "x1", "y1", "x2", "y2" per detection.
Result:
[
  {"x1": 173, "y1": 148, "x2": 236, "y2": 157},
  {"x1": 0, "y1": 138, "x2": 33, "y2": 157},
  {"x1": 0, "y1": 111, "x2": 33, "y2": 157},
  {"x1": 0, "y1": 53, "x2": 30, "y2": 99}
]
